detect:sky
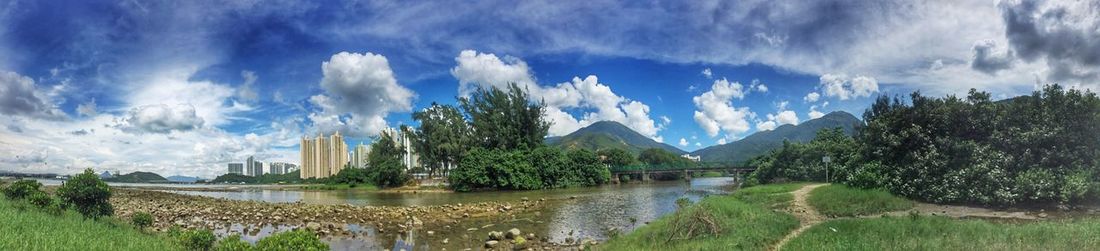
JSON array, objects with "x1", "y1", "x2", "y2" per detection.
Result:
[{"x1": 1, "y1": 0, "x2": 1098, "y2": 178}]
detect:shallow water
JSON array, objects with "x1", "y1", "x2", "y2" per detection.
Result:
[{"x1": 42, "y1": 177, "x2": 738, "y2": 250}]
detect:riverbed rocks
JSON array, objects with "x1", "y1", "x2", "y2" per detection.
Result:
[
  {"x1": 505, "y1": 228, "x2": 522, "y2": 239},
  {"x1": 109, "y1": 188, "x2": 547, "y2": 240}
]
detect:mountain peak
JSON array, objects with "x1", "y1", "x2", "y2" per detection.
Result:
[
  {"x1": 548, "y1": 121, "x2": 685, "y2": 154},
  {"x1": 692, "y1": 111, "x2": 861, "y2": 163}
]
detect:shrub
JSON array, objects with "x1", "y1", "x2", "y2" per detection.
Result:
[
  {"x1": 255, "y1": 229, "x2": 328, "y2": 251},
  {"x1": 56, "y1": 169, "x2": 113, "y2": 218},
  {"x1": 3, "y1": 179, "x2": 42, "y2": 200},
  {"x1": 27, "y1": 191, "x2": 52, "y2": 208},
  {"x1": 215, "y1": 234, "x2": 254, "y2": 251},
  {"x1": 176, "y1": 229, "x2": 216, "y2": 251},
  {"x1": 131, "y1": 212, "x2": 154, "y2": 230}
]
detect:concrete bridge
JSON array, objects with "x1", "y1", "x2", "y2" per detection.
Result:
[{"x1": 609, "y1": 163, "x2": 755, "y2": 183}]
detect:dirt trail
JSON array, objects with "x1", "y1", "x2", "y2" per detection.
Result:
[
  {"x1": 771, "y1": 183, "x2": 827, "y2": 251},
  {"x1": 867, "y1": 203, "x2": 1038, "y2": 220}
]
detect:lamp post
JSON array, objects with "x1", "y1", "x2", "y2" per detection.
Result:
[{"x1": 822, "y1": 156, "x2": 832, "y2": 183}]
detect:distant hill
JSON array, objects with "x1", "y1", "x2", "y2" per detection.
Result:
[
  {"x1": 692, "y1": 111, "x2": 862, "y2": 164},
  {"x1": 165, "y1": 175, "x2": 200, "y2": 183},
  {"x1": 103, "y1": 171, "x2": 169, "y2": 183},
  {"x1": 548, "y1": 121, "x2": 686, "y2": 155}
]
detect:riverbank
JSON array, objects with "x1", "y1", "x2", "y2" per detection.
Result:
[
  {"x1": 0, "y1": 191, "x2": 184, "y2": 250},
  {"x1": 603, "y1": 183, "x2": 1100, "y2": 250}
]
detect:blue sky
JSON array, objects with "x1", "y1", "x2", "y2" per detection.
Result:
[{"x1": 1, "y1": 0, "x2": 1097, "y2": 177}]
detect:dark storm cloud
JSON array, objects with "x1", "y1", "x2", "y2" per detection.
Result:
[
  {"x1": 1000, "y1": 0, "x2": 1100, "y2": 82},
  {"x1": 971, "y1": 40, "x2": 1015, "y2": 74}
]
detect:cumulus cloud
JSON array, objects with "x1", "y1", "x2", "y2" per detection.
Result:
[
  {"x1": 308, "y1": 51, "x2": 416, "y2": 137},
  {"x1": 237, "y1": 70, "x2": 259, "y2": 102},
  {"x1": 749, "y1": 79, "x2": 768, "y2": 93},
  {"x1": 819, "y1": 74, "x2": 879, "y2": 100},
  {"x1": 692, "y1": 78, "x2": 754, "y2": 137},
  {"x1": 1000, "y1": 0, "x2": 1100, "y2": 84},
  {"x1": 450, "y1": 50, "x2": 665, "y2": 139},
  {"x1": 756, "y1": 102, "x2": 799, "y2": 131},
  {"x1": 701, "y1": 68, "x2": 712, "y2": 79},
  {"x1": 124, "y1": 104, "x2": 205, "y2": 134},
  {"x1": 0, "y1": 71, "x2": 66, "y2": 120},
  {"x1": 971, "y1": 39, "x2": 1015, "y2": 74},
  {"x1": 679, "y1": 138, "x2": 688, "y2": 147},
  {"x1": 804, "y1": 92, "x2": 821, "y2": 102},
  {"x1": 808, "y1": 105, "x2": 826, "y2": 119}
]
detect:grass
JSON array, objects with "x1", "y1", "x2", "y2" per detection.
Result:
[
  {"x1": 601, "y1": 183, "x2": 802, "y2": 251},
  {"x1": 807, "y1": 184, "x2": 914, "y2": 217},
  {"x1": 300, "y1": 183, "x2": 378, "y2": 191},
  {"x1": 783, "y1": 215, "x2": 1100, "y2": 251},
  {"x1": 0, "y1": 198, "x2": 183, "y2": 251}
]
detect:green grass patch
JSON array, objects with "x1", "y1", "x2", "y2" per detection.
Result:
[
  {"x1": 301, "y1": 183, "x2": 378, "y2": 191},
  {"x1": 0, "y1": 198, "x2": 183, "y2": 251},
  {"x1": 783, "y1": 215, "x2": 1100, "y2": 251},
  {"x1": 601, "y1": 183, "x2": 802, "y2": 251},
  {"x1": 807, "y1": 184, "x2": 914, "y2": 217}
]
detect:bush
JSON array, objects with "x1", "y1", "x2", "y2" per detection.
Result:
[
  {"x1": 27, "y1": 191, "x2": 52, "y2": 208},
  {"x1": 450, "y1": 147, "x2": 610, "y2": 191},
  {"x1": 131, "y1": 212, "x2": 154, "y2": 230},
  {"x1": 176, "y1": 229, "x2": 216, "y2": 251},
  {"x1": 3, "y1": 179, "x2": 42, "y2": 200},
  {"x1": 56, "y1": 169, "x2": 113, "y2": 218},
  {"x1": 215, "y1": 234, "x2": 254, "y2": 251},
  {"x1": 254, "y1": 229, "x2": 328, "y2": 251}
]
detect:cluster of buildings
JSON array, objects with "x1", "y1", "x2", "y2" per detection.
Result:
[
  {"x1": 297, "y1": 129, "x2": 421, "y2": 179},
  {"x1": 226, "y1": 156, "x2": 299, "y2": 177}
]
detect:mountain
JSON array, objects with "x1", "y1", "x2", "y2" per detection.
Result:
[
  {"x1": 165, "y1": 175, "x2": 200, "y2": 183},
  {"x1": 549, "y1": 121, "x2": 686, "y2": 155},
  {"x1": 691, "y1": 111, "x2": 862, "y2": 164},
  {"x1": 103, "y1": 171, "x2": 169, "y2": 183}
]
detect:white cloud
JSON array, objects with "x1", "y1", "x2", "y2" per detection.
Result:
[
  {"x1": 659, "y1": 116, "x2": 671, "y2": 127},
  {"x1": 450, "y1": 50, "x2": 665, "y2": 138},
  {"x1": 750, "y1": 79, "x2": 768, "y2": 93},
  {"x1": 808, "y1": 105, "x2": 826, "y2": 119},
  {"x1": 692, "y1": 78, "x2": 753, "y2": 138},
  {"x1": 123, "y1": 104, "x2": 205, "y2": 134},
  {"x1": 701, "y1": 68, "x2": 712, "y2": 79},
  {"x1": 756, "y1": 101, "x2": 799, "y2": 131},
  {"x1": 0, "y1": 71, "x2": 67, "y2": 120},
  {"x1": 804, "y1": 92, "x2": 820, "y2": 103},
  {"x1": 76, "y1": 99, "x2": 97, "y2": 117},
  {"x1": 308, "y1": 51, "x2": 416, "y2": 137},
  {"x1": 717, "y1": 138, "x2": 727, "y2": 145},
  {"x1": 819, "y1": 74, "x2": 879, "y2": 100},
  {"x1": 127, "y1": 69, "x2": 240, "y2": 127},
  {"x1": 678, "y1": 138, "x2": 688, "y2": 147},
  {"x1": 237, "y1": 70, "x2": 259, "y2": 102}
]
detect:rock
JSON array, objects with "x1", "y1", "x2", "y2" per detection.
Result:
[
  {"x1": 467, "y1": 228, "x2": 479, "y2": 232},
  {"x1": 306, "y1": 222, "x2": 322, "y2": 231},
  {"x1": 442, "y1": 238, "x2": 448, "y2": 244},
  {"x1": 505, "y1": 228, "x2": 521, "y2": 239},
  {"x1": 513, "y1": 236, "x2": 527, "y2": 249},
  {"x1": 427, "y1": 231, "x2": 435, "y2": 236},
  {"x1": 1038, "y1": 213, "x2": 1048, "y2": 218},
  {"x1": 484, "y1": 240, "x2": 499, "y2": 248},
  {"x1": 488, "y1": 231, "x2": 504, "y2": 240},
  {"x1": 526, "y1": 233, "x2": 536, "y2": 240},
  {"x1": 521, "y1": 197, "x2": 529, "y2": 201},
  {"x1": 565, "y1": 237, "x2": 574, "y2": 244}
]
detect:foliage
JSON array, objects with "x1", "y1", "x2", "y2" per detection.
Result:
[
  {"x1": 211, "y1": 170, "x2": 302, "y2": 184},
  {"x1": 597, "y1": 148, "x2": 637, "y2": 168},
  {"x1": 784, "y1": 216, "x2": 1100, "y2": 251},
  {"x1": 410, "y1": 102, "x2": 471, "y2": 178},
  {"x1": 131, "y1": 212, "x2": 154, "y2": 230},
  {"x1": 459, "y1": 83, "x2": 550, "y2": 151},
  {"x1": 27, "y1": 191, "x2": 53, "y2": 208},
  {"x1": 174, "y1": 229, "x2": 215, "y2": 251},
  {"x1": 0, "y1": 198, "x2": 183, "y2": 250},
  {"x1": 807, "y1": 184, "x2": 914, "y2": 217},
  {"x1": 450, "y1": 147, "x2": 610, "y2": 191},
  {"x1": 214, "y1": 235, "x2": 253, "y2": 251},
  {"x1": 56, "y1": 169, "x2": 113, "y2": 218},
  {"x1": 747, "y1": 128, "x2": 856, "y2": 184},
  {"x1": 367, "y1": 132, "x2": 411, "y2": 188},
  {"x1": 856, "y1": 85, "x2": 1100, "y2": 206},
  {"x1": 254, "y1": 229, "x2": 329, "y2": 251},
  {"x1": 637, "y1": 148, "x2": 697, "y2": 180},
  {"x1": 3, "y1": 179, "x2": 42, "y2": 200}
]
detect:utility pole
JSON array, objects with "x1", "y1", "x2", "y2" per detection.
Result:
[{"x1": 822, "y1": 156, "x2": 832, "y2": 183}]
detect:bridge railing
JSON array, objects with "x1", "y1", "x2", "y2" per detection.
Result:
[{"x1": 609, "y1": 162, "x2": 749, "y2": 172}]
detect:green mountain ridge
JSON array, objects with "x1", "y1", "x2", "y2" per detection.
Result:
[
  {"x1": 103, "y1": 171, "x2": 169, "y2": 183},
  {"x1": 691, "y1": 111, "x2": 863, "y2": 164},
  {"x1": 547, "y1": 121, "x2": 687, "y2": 155}
]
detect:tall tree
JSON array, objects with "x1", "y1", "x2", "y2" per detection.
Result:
[
  {"x1": 459, "y1": 83, "x2": 551, "y2": 151},
  {"x1": 411, "y1": 102, "x2": 471, "y2": 177},
  {"x1": 368, "y1": 131, "x2": 410, "y2": 188}
]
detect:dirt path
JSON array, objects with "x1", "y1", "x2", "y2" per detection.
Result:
[
  {"x1": 866, "y1": 202, "x2": 1038, "y2": 220},
  {"x1": 772, "y1": 183, "x2": 827, "y2": 251}
]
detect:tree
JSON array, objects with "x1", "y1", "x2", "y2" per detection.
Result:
[
  {"x1": 56, "y1": 169, "x2": 113, "y2": 218},
  {"x1": 3, "y1": 179, "x2": 42, "y2": 200},
  {"x1": 131, "y1": 212, "x2": 154, "y2": 230},
  {"x1": 411, "y1": 102, "x2": 471, "y2": 178},
  {"x1": 368, "y1": 132, "x2": 410, "y2": 188},
  {"x1": 597, "y1": 148, "x2": 637, "y2": 168},
  {"x1": 459, "y1": 83, "x2": 550, "y2": 151}
]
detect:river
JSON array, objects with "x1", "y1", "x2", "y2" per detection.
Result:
[{"x1": 34, "y1": 177, "x2": 738, "y2": 250}]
